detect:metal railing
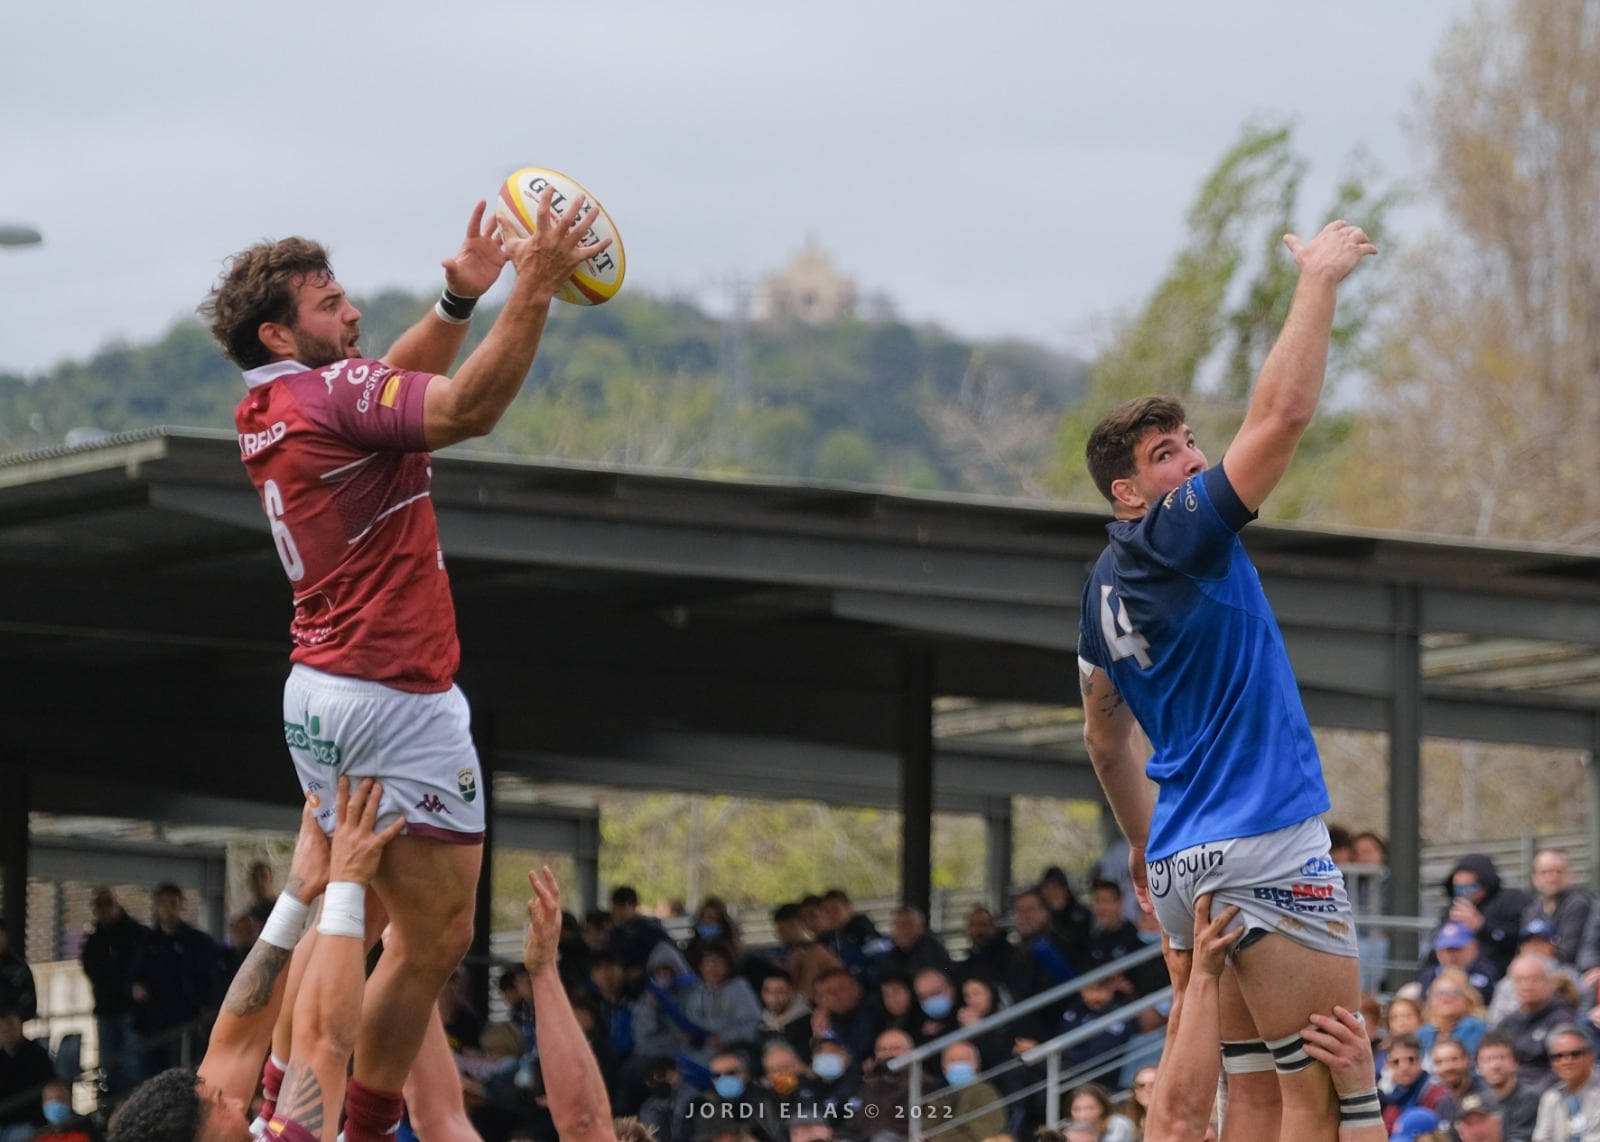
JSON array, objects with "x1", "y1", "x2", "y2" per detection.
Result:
[
  {"x1": 1021, "y1": 988, "x2": 1173, "y2": 1128},
  {"x1": 885, "y1": 942, "x2": 1164, "y2": 1138}
]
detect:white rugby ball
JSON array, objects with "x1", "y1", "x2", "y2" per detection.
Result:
[{"x1": 495, "y1": 167, "x2": 625, "y2": 306}]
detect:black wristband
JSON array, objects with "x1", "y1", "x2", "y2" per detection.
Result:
[{"x1": 436, "y1": 288, "x2": 478, "y2": 324}]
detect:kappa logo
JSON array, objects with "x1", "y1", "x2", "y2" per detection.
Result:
[
  {"x1": 284, "y1": 715, "x2": 340, "y2": 767},
  {"x1": 416, "y1": 794, "x2": 450, "y2": 814},
  {"x1": 458, "y1": 768, "x2": 478, "y2": 803}
]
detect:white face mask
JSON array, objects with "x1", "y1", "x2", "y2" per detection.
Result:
[{"x1": 813, "y1": 1053, "x2": 848, "y2": 1081}]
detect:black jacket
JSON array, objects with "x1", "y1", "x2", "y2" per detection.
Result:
[
  {"x1": 80, "y1": 912, "x2": 148, "y2": 1016},
  {"x1": 1437, "y1": 854, "x2": 1531, "y2": 977}
]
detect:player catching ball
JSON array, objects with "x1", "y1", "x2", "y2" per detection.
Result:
[
  {"x1": 199, "y1": 187, "x2": 611, "y2": 1142},
  {"x1": 1075, "y1": 220, "x2": 1376, "y2": 1142}
]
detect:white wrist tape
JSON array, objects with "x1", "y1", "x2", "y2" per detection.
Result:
[
  {"x1": 259, "y1": 893, "x2": 310, "y2": 950},
  {"x1": 317, "y1": 882, "x2": 366, "y2": 939}
]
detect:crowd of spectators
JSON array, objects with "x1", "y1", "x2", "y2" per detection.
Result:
[
  {"x1": 15, "y1": 830, "x2": 1600, "y2": 1142},
  {"x1": 431, "y1": 865, "x2": 1169, "y2": 1142},
  {"x1": 1345, "y1": 841, "x2": 1600, "y2": 1141}
]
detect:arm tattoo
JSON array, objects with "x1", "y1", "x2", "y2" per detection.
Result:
[
  {"x1": 276, "y1": 1061, "x2": 326, "y2": 1135},
  {"x1": 221, "y1": 941, "x2": 292, "y2": 1018}
]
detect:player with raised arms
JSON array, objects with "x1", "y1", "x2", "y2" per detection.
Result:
[
  {"x1": 199, "y1": 185, "x2": 612, "y2": 1142},
  {"x1": 107, "y1": 777, "x2": 400, "y2": 1142},
  {"x1": 1075, "y1": 219, "x2": 1376, "y2": 1142}
]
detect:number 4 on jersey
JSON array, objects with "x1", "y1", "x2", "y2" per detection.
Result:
[{"x1": 1099, "y1": 585, "x2": 1152, "y2": 668}]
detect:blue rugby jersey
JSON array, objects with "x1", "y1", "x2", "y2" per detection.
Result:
[{"x1": 1076, "y1": 464, "x2": 1328, "y2": 862}]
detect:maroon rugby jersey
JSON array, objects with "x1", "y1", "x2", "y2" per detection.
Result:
[{"x1": 236, "y1": 358, "x2": 458, "y2": 692}]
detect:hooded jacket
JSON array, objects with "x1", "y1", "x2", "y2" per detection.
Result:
[{"x1": 1439, "y1": 854, "x2": 1532, "y2": 977}]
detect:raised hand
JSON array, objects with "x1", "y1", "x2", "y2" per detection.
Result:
[
  {"x1": 1282, "y1": 219, "x2": 1378, "y2": 286},
  {"x1": 504, "y1": 185, "x2": 614, "y2": 299},
  {"x1": 442, "y1": 200, "x2": 509, "y2": 300},
  {"x1": 285, "y1": 794, "x2": 332, "y2": 905},
  {"x1": 1191, "y1": 893, "x2": 1243, "y2": 980},
  {"x1": 523, "y1": 865, "x2": 563, "y2": 979},
  {"x1": 328, "y1": 777, "x2": 404, "y2": 887}
]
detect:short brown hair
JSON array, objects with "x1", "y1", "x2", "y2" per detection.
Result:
[
  {"x1": 1084, "y1": 396, "x2": 1187, "y2": 505},
  {"x1": 199, "y1": 238, "x2": 333, "y2": 369}
]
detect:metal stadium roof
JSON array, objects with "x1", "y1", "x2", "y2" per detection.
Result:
[{"x1": 0, "y1": 427, "x2": 1596, "y2": 944}]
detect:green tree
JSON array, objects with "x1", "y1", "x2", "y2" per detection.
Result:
[
  {"x1": 1334, "y1": 0, "x2": 1600, "y2": 542},
  {"x1": 1048, "y1": 123, "x2": 1394, "y2": 518}
]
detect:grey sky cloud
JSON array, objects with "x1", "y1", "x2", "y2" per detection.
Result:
[{"x1": 1, "y1": 0, "x2": 1467, "y2": 376}]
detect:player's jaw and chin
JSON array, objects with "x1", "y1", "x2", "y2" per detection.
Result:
[{"x1": 287, "y1": 325, "x2": 361, "y2": 370}]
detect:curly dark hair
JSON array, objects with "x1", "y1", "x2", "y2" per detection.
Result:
[
  {"x1": 1084, "y1": 395, "x2": 1188, "y2": 506},
  {"x1": 198, "y1": 238, "x2": 333, "y2": 369},
  {"x1": 107, "y1": 1068, "x2": 205, "y2": 1142}
]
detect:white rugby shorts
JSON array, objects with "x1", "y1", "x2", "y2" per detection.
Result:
[
  {"x1": 282, "y1": 664, "x2": 485, "y2": 843},
  {"x1": 1148, "y1": 816, "x2": 1357, "y2": 959}
]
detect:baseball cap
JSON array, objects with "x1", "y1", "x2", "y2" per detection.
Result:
[
  {"x1": 1391, "y1": 1106, "x2": 1440, "y2": 1142},
  {"x1": 1434, "y1": 921, "x2": 1474, "y2": 949},
  {"x1": 1522, "y1": 917, "x2": 1557, "y2": 942},
  {"x1": 1456, "y1": 1089, "x2": 1501, "y2": 1118}
]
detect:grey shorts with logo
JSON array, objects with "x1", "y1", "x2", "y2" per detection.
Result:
[
  {"x1": 283, "y1": 663, "x2": 485, "y2": 844},
  {"x1": 1148, "y1": 816, "x2": 1358, "y2": 958}
]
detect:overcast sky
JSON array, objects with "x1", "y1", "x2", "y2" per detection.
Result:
[{"x1": 1, "y1": 1, "x2": 1470, "y2": 377}]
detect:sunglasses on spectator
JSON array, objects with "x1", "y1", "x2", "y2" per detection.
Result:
[{"x1": 1549, "y1": 1050, "x2": 1592, "y2": 1062}]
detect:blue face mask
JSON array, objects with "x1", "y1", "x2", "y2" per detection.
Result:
[
  {"x1": 944, "y1": 1062, "x2": 976, "y2": 1087},
  {"x1": 813, "y1": 1053, "x2": 848, "y2": 1081},
  {"x1": 695, "y1": 922, "x2": 723, "y2": 941},
  {"x1": 43, "y1": 1102, "x2": 72, "y2": 1126},
  {"x1": 921, "y1": 994, "x2": 953, "y2": 1019},
  {"x1": 714, "y1": 1075, "x2": 746, "y2": 1100}
]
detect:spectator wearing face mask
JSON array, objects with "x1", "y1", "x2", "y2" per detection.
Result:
[
  {"x1": 687, "y1": 898, "x2": 744, "y2": 969},
  {"x1": 926, "y1": 1042, "x2": 1003, "y2": 1142},
  {"x1": 33, "y1": 1080, "x2": 101, "y2": 1142},
  {"x1": 912, "y1": 969, "x2": 961, "y2": 1044},
  {"x1": 792, "y1": 1033, "x2": 861, "y2": 1117},
  {"x1": 693, "y1": 1049, "x2": 783, "y2": 1142},
  {"x1": 758, "y1": 1041, "x2": 808, "y2": 1114}
]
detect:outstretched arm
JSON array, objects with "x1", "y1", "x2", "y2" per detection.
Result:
[
  {"x1": 1221, "y1": 220, "x2": 1377, "y2": 513},
  {"x1": 525, "y1": 866, "x2": 618, "y2": 1142},
  {"x1": 196, "y1": 800, "x2": 329, "y2": 1102},
  {"x1": 420, "y1": 187, "x2": 613, "y2": 450},
  {"x1": 1080, "y1": 664, "x2": 1154, "y2": 912},
  {"x1": 385, "y1": 201, "x2": 509, "y2": 375},
  {"x1": 1144, "y1": 895, "x2": 1242, "y2": 1142},
  {"x1": 276, "y1": 779, "x2": 403, "y2": 1142}
]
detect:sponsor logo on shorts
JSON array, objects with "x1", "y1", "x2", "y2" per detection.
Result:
[
  {"x1": 1253, "y1": 884, "x2": 1339, "y2": 914},
  {"x1": 284, "y1": 715, "x2": 340, "y2": 767},
  {"x1": 416, "y1": 794, "x2": 450, "y2": 814},
  {"x1": 458, "y1": 769, "x2": 477, "y2": 803},
  {"x1": 1146, "y1": 845, "x2": 1223, "y2": 899},
  {"x1": 1299, "y1": 855, "x2": 1339, "y2": 877}
]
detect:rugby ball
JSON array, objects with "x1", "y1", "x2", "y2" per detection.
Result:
[{"x1": 495, "y1": 167, "x2": 625, "y2": 306}]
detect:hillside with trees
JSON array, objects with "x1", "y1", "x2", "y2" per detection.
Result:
[{"x1": 0, "y1": 292, "x2": 1089, "y2": 499}]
